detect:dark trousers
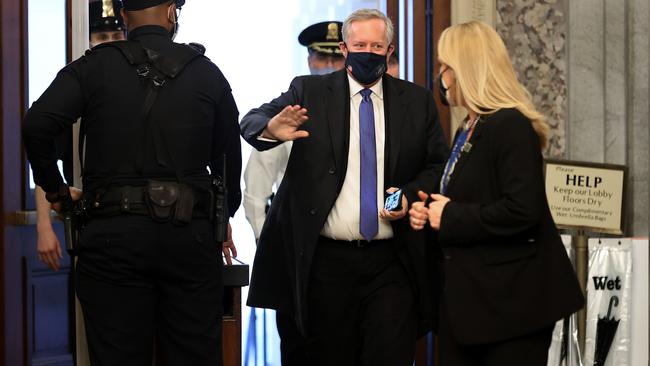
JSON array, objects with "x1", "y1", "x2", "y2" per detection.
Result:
[
  {"x1": 76, "y1": 215, "x2": 223, "y2": 366},
  {"x1": 438, "y1": 305, "x2": 553, "y2": 366},
  {"x1": 276, "y1": 311, "x2": 309, "y2": 366},
  {"x1": 304, "y1": 237, "x2": 417, "y2": 366}
]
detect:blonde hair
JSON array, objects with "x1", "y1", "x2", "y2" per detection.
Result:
[
  {"x1": 438, "y1": 21, "x2": 549, "y2": 150},
  {"x1": 342, "y1": 9, "x2": 394, "y2": 46}
]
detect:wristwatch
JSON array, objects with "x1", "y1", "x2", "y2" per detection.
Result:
[{"x1": 45, "y1": 184, "x2": 71, "y2": 204}]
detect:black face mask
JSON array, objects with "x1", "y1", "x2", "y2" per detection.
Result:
[
  {"x1": 345, "y1": 51, "x2": 387, "y2": 85},
  {"x1": 438, "y1": 75, "x2": 450, "y2": 106}
]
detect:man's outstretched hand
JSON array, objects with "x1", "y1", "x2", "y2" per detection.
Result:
[{"x1": 262, "y1": 105, "x2": 310, "y2": 141}]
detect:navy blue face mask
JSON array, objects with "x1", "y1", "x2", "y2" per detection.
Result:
[{"x1": 345, "y1": 50, "x2": 387, "y2": 85}]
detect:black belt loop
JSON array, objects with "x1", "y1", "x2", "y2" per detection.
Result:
[{"x1": 353, "y1": 239, "x2": 366, "y2": 248}]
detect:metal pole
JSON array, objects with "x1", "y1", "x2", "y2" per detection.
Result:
[
  {"x1": 425, "y1": 0, "x2": 434, "y2": 91},
  {"x1": 263, "y1": 310, "x2": 267, "y2": 365},
  {"x1": 572, "y1": 229, "x2": 588, "y2": 354}
]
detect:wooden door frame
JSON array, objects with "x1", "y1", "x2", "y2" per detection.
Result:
[
  {"x1": 431, "y1": 0, "x2": 451, "y2": 142},
  {"x1": 387, "y1": 0, "x2": 451, "y2": 142},
  {"x1": 1, "y1": 0, "x2": 29, "y2": 364}
]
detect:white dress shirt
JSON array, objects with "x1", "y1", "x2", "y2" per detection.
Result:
[
  {"x1": 243, "y1": 142, "x2": 292, "y2": 239},
  {"x1": 320, "y1": 74, "x2": 393, "y2": 240}
]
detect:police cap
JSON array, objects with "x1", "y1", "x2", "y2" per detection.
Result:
[
  {"x1": 89, "y1": 0, "x2": 124, "y2": 33},
  {"x1": 298, "y1": 21, "x2": 344, "y2": 56},
  {"x1": 121, "y1": 0, "x2": 184, "y2": 11}
]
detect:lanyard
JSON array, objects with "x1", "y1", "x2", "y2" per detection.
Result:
[{"x1": 440, "y1": 117, "x2": 479, "y2": 195}]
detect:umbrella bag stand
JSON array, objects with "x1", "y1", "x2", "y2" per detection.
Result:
[
  {"x1": 584, "y1": 238, "x2": 632, "y2": 366},
  {"x1": 574, "y1": 232, "x2": 589, "y2": 353}
]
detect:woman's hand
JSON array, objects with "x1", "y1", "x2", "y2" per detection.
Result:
[
  {"x1": 427, "y1": 194, "x2": 450, "y2": 230},
  {"x1": 408, "y1": 191, "x2": 430, "y2": 231}
]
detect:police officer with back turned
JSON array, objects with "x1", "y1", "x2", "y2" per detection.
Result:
[{"x1": 22, "y1": 0, "x2": 242, "y2": 364}]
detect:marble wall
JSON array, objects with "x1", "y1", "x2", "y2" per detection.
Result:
[
  {"x1": 496, "y1": 0, "x2": 649, "y2": 236},
  {"x1": 566, "y1": 0, "x2": 648, "y2": 236},
  {"x1": 496, "y1": 0, "x2": 567, "y2": 158}
]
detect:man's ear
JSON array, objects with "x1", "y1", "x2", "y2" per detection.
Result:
[
  {"x1": 167, "y1": 3, "x2": 176, "y2": 24},
  {"x1": 339, "y1": 42, "x2": 348, "y2": 58},
  {"x1": 387, "y1": 44, "x2": 395, "y2": 60},
  {"x1": 120, "y1": 8, "x2": 129, "y2": 28}
]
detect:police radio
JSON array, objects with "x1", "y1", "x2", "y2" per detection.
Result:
[{"x1": 213, "y1": 154, "x2": 229, "y2": 243}]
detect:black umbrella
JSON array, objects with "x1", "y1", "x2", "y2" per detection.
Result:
[
  {"x1": 594, "y1": 295, "x2": 620, "y2": 366},
  {"x1": 559, "y1": 317, "x2": 568, "y2": 365}
]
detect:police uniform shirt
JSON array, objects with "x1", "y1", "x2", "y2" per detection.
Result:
[
  {"x1": 243, "y1": 141, "x2": 292, "y2": 239},
  {"x1": 23, "y1": 25, "x2": 242, "y2": 214}
]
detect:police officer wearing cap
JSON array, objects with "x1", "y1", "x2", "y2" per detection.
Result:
[
  {"x1": 299, "y1": 21, "x2": 346, "y2": 75},
  {"x1": 23, "y1": 0, "x2": 242, "y2": 364},
  {"x1": 242, "y1": 21, "x2": 345, "y2": 364},
  {"x1": 89, "y1": 0, "x2": 127, "y2": 47}
]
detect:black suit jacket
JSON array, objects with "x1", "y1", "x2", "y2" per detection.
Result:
[
  {"x1": 240, "y1": 70, "x2": 449, "y2": 335},
  {"x1": 437, "y1": 108, "x2": 584, "y2": 344}
]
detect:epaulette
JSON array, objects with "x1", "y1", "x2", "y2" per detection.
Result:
[{"x1": 187, "y1": 42, "x2": 206, "y2": 55}]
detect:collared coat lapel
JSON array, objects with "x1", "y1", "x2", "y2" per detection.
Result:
[{"x1": 382, "y1": 75, "x2": 407, "y2": 183}]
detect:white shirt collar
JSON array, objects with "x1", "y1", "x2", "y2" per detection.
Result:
[{"x1": 347, "y1": 72, "x2": 384, "y2": 100}]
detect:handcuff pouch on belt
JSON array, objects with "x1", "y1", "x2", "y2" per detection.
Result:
[{"x1": 146, "y1": 180, "x2": 196, "y2": 225}]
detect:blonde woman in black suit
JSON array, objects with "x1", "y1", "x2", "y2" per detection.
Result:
[{"x1": 408, "y1": 21, "x2": 584, "y2": 366}]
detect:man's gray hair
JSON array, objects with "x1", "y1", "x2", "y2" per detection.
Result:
[{"x1": 342, "y1": 9, "x2": 394, "y2": 45}]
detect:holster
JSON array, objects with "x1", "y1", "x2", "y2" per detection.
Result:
[{"x1": 62, "y1": 198, "x2": 89, "y2": 256}]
